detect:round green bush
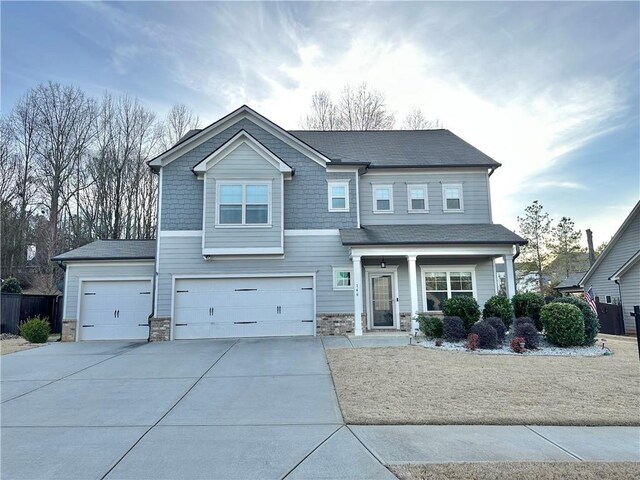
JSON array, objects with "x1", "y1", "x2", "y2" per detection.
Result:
[
  {"x1": 1, "y1": 277, "x2": 22, "y2": 294},
  {"x1": 442, "y1": 296, "x2": 481, "y2": 333},
  {"x1": 554, "y1": 297, "x2": 600, "y2": 346},
  {"x1": 541, "y1": 303, "x2": 585, "y2": 347},
  {"x1": 511, "y1": 292, "x2": 545, "y2": 331},
  {"x1": 482, "y1": 295, "x2": 514, "y2": 328},
  {"x1": 442, "y1": 316, "x2": 466, "y2": 342},
  {"x1": 18, "y1": 316, "x2": 51, "y2": 344},
  {"x1": 417, "y1": 314, "x2": 443, "y2": 338}
]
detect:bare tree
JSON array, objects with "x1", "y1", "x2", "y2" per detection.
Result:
[
  {"x1": 337, "y1": 83, "x2": 395, "y2": 130},
  {"x1": 402, "y1": 107, "x2": 442, "y2": 129},
  {"x1": 303, "y1": 91, "x2": 339, "y2": 130},
  {"x1": 160, "y1": 104, "x2": 200, "y2": 149}
]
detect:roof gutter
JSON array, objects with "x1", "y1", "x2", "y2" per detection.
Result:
[{"x1": 513, "y1": 244, "x2": 521, "y2": 261}]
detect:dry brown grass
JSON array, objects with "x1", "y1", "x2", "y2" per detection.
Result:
[
  {"x1": 390, "y1": 462, "x2": 640, "y2": 480},
  {"x1": 326, "y1": 335, "x2": 640, "y2": 425},
  {"x1": 0, "y1": 335, "x2": 60, "y2": 355}
]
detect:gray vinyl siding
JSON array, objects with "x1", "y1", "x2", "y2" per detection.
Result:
[
  {"x1": 63, "y1": 263, "x2": 155, "y2": 320},
  {"x1": 156, "y1": 234, "x2": 353, "y2": 317},
  {"x1": 203, "y1": 143, "x2": 282, "y2": 250},
  {"x1": 161, "y1": 118, "x2": 358, "y2": 231},
  {"x1": 582, "y1": 211, "x2": 640, "y2": 308},
  {"x1": 359, "y1": 171, "x2": 491, "y2": 225},
  {"x1": 619, "y1": 263, "x2": 639, "y2": 334}
]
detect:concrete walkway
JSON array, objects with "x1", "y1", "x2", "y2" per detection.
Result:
[{"x1": 1, "y1": 336, "x2": 638, "y2": 479}]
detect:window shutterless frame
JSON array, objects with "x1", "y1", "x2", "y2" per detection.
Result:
[
  {"x1": 407, "y1": 184, "x2": 429, "y2": 213},
  {"x1": 327, "y1": 180, "x2": 350, "y2": 212},
  {"x1": 442, "y1": 183, "x2": 464, "y2": 212},
  {"x1": 372, "y1": 184, "x2": 394, "y2": 213},
  {"x1": 420, "y1": 265, "x2": 477, "y2": 313},
  {"x1": 215, "y1": 181, "x2": 272, "y2": 226},
  {"x1": 332, "y1": 267, "x2": 353, "y2": 290}
]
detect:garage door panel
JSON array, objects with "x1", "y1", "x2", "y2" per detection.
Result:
[
  {"x1": 174, "y1": 276, "x2": 315, "y2": 339},
  {"x1": 79, "y1": 280, "x2": 152, "y2": 341}
]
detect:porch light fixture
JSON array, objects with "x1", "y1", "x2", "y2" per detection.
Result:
[{"x1": 380, "y1": 257, "x2": 386, "y2": 268}]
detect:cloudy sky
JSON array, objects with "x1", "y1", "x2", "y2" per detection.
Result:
[{"x1": 2, "y1": 1, "x2": 638, "y2": 245}]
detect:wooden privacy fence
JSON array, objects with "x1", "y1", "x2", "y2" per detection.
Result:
[{"x1": 1, "y1": 293, "x2": 62, "y2": 335}]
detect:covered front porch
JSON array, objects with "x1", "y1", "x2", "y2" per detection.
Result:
[{"x1": 339, "y1": 224, "x2": 526, "y2": 336}]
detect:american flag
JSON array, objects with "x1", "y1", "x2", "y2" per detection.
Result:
[{"x1": 585, "y1": 287, "x2": 598, "y2": 314}]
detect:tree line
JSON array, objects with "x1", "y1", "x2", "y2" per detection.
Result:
[{"x1": 1, "y1": 82, "x2": 199, "y2": 293}]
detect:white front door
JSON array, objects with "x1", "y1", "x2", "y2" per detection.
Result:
[
  {"x1": 365, "y1": 268, "x2": 399, "y2": 329},
  {"x1": 173, "y1": 276, "x2": 315, "y2": 339},
  {"x1": 79, "y1": 280, "x2": 152, "y2": 340}
]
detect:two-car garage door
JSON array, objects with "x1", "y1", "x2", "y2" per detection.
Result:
[{"x1": 173, "y1": 276, "x2": 315, "y2": 339}]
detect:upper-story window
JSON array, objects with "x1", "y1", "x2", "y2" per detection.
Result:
[
  {"x1": 407, "y1": 184, "x2": 429, "y2": 213},
  {"x1": 217, "y1": 182, "x2": 270, "y2": 226},
  {"x1": 328, "y1": 181, "x2": 350, "y2": 212},
  {"x1": 373, "y1": 185, "x2": 394, "y2": 213},
  {"x1": 442, "y1": 183, "x2": 464, "y2": 212}
]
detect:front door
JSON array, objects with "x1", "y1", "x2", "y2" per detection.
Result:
[{"x1": 371, "y1": 274, "x2": 395, "y2": 328}]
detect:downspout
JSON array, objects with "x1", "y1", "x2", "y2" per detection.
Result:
[{"x1": 512, "y1": 245, "x2": 521, "y2": 294}]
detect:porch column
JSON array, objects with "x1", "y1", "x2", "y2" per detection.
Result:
[
  {"x1": 407, "y1": 255, "x2": 419, "y2": 334},
  {"x1": 503, "y1": 254, "x2": 516, "y2": 298},
  {"x1": 353, "y1": 256, "x2": 363, "y2": 336}
]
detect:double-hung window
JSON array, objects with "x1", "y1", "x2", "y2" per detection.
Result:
[
  {"x1": 442, "y1": 183, "x2": 464, "y2": 212},
  {"x1": 373, "y1": 185, "x2": 393, "y2": 213},
  {"x1": 218, "y1": 182, "x2": 270, "y2": 225},
  {"x1": 407, "y1": 184, "x2": 429, "y2": 212},
  {"x1": 328, "y1": 181, "x2": 349, "y2": 212},
  {"x1": 422, "y1": 268, "x2": 475, "y2": 311}
]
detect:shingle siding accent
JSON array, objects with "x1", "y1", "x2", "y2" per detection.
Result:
[{"x1": 161, "y1": 118, "x2": 358, "y2": 231}]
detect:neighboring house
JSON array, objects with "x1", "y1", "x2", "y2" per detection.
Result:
[
  {"x1": 555, "y1": 272, "x2": 586, "y2": 296},
  {"x1": 51, "y1": 105, "x2": 526, "y2": 342},
  {"x1": 580, "y1": 201, "x2": 640, "y2": 334}
]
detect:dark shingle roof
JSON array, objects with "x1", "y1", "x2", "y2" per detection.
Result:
[
  {"x1": 339, "y1": 224, "x2": 526, "y2": 246},
  {"x1": 51, "y1": 240, "x2": 156, "y2": 262},
  {"x1": 556, "y1": 272, "x2": 587, "y2": 290},
  {"x1": 289, "y1": 130, "x2": 500, "y2": 168}
]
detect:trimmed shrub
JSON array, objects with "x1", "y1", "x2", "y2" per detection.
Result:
[
  {"x1": 466, "y1": 333, "x2": 479, "y2": 351},
  {"x1": 511, "y1": 336, "x2": 526, "y2": 353},
  {"x1": 1, "y1": 277, "x2": 22, "y2": 294},
  {"x1": 18, "y1": 316, "x2": 50, "y2": 344},
  {"x1": 511, "y1": 292, "x2": 545, "y2": 331},
  {"x1": 482, "y1": 295, "x2": 514, "y2": 328},
  {"x1": 442, "y1": 296, "x2": 481, "y2": 332},
  {"x1": 435, "y1": 338, "x2": 443, "y2": 347},
  {"x1": 512, "y1": 316, "x2": 535, "y2": 330},
  {"x1": 470, "y1": 321, "x2": 499, "y2": 349},
  {"x1": 485, "y1": 317, "x2": 506, "y2": 343},
  {"x1": 442, "y1": 316, "x2": 466, "y2": 342},
  {"x1": 554, "y1": 297, "x2": 600, "y2": 346},
  {"x1": 417, "y1": 314, "x2": 443, "y2": 339},
  {"x1": 513, "y1": 322, "x2": 540, "y2": 349},
  {"x1": 541, "y1": 303, "x2": 585, "y2": 347}
]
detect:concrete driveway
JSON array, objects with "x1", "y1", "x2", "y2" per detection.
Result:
[{"x1": 0, "y1": 337, "x2": 394, "y2": 480}]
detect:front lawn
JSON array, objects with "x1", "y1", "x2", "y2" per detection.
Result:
[
  {"x1": 390, "y1": 462, "x2": 640, "y2": 480},
  {"x1": 326, "y1": 335, "x2": 640, "y2": 425}
]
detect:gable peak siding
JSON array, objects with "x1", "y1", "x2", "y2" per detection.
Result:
[{"x1": 160, "y1": 118, "x2": 358, "y2": 231}]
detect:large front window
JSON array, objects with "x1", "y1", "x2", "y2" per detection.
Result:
[
  {"x1": 423, "y1": 268, "x2": 474, "y2": 311},
  {"x1": 218, "y1": 183, "x2": 270, "y2": 225}
]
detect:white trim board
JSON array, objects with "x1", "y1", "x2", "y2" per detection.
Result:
[
  {"x1": 149, "y1": 105, "x2": 331, "y2": 168},
  {"x1": 160, "y1": 230, "x2": 203, "y2": 237},
  {"x1": 202, "y1": 247, "x2": 284, "y2": 256},
  {"x1": 284, "y1": 229, "x2": 340, "y2": 236}
]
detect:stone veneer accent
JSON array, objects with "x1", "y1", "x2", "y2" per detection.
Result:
[
  {"x1": 149, "y1": 317, "x2": 171, "y2": 342},
  {"x1": 316, "y1": 314, "x2": 355, "y2": 335},
  {"x1": 400, "y1": 313, "x2": 413, "y2": 333},
  {"x1": 61, "y1": 320, "x2": 77, "y2": 342}
]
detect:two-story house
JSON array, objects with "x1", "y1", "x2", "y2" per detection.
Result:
[{"x1": 53, "y1": 106, "x2": 526, "y2": 342}]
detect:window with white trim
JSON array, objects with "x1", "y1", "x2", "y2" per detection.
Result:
[
  {"x1": 333, "y1": 268, "x2": 353, "y2": 290},
  {"x1": 328, "y1": 181, "x2": 350, "y2": 212},
  {"x1": 423, "y1": 268, "x2": 475, "y2": 311},
  {"x1": 217, "y1": 182, "x2": 270, "y2": 225},
  {"x1": 407, "y1": 184, "x2": 429, "y2": 212},
  {"x1": 373, "y1": 185, "x2": 393, "y2": 213},
  {"x1": 442, "y1": 184, "x2": 463, "y2": 212}
]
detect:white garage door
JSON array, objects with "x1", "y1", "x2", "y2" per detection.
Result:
[
  {"x1": 79, "y1": 279, "x2": 153, "y2": 341},
  {"x1": 173, "y1": 276, "x2": 315, "y2": 339}
]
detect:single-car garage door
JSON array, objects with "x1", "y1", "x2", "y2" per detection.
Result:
[
  {"x1": 173, "y1": 276, "x2": 314, "y2": 339},
  {"x1": 79, "y1": 279, "x2": 153, "y2": 341}
]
